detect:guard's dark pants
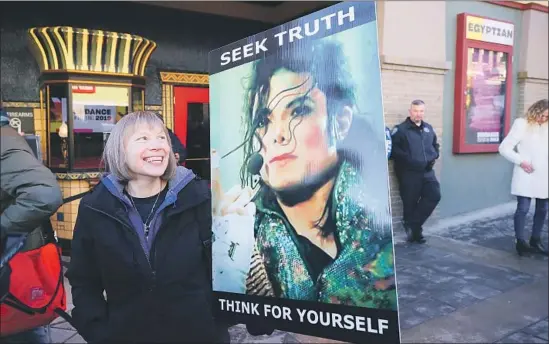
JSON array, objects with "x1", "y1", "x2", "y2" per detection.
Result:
[{"x1": 398, "y1": 170, "x2": 441, "y2": 232}]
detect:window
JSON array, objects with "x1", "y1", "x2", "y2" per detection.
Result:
[
  {"x1": 48, "y1": 84, "x2": 69, "y2": 169},
  {"x1": 71, "y1": 85, "x2": 129, "y2": 170},
  {"x1": 132, "y1": 88, "x2": 144, "y2": 112}
]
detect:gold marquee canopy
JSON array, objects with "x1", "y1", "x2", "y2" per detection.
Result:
[{"x1": 27, "y1": 26, "x2": 156, "y2": 76}]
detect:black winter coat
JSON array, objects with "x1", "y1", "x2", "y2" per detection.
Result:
[
  {"x1": 390, "y1": 117, "x2": 440, "y2": 174},
  {"x1": 167, "y1": 128, "x2": 187, "y2": 164},
  {"x1": 65, "y1": 172, "x2": 223, "y2": 343}
]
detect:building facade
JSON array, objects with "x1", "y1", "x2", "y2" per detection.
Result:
[
  {"x1": 379, "y1": 0, "x2": 547, "y2": 222},
  {"x1": 0, "y1": 1, "x2": 547, "y2": 247}
]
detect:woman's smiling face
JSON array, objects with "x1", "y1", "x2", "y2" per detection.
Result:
[
  {"x1": 124, "y1": 123, "x2": 171, "y2": 179},
  {"x1": 254, "y1": 69, "x2": 338, "y2": 190}
]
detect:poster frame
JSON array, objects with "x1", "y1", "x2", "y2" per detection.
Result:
[{"x1": 453, "y1": 12, "x2": 514, "y2": 154}]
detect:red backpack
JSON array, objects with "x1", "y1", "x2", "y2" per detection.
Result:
[{"x1": 0, "y1": 193, "x2": 85, "y2": 337}]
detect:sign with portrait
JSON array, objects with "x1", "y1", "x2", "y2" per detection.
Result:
[
  {"x1": 453, "y1": 13, "x2": 513, "y2": 153},
  {"x1": 208, "y1": 2, "x2": 400, "y2": 343},
  {"x1": 4, "y1": 107, "x2": 35, "y2": 134}
]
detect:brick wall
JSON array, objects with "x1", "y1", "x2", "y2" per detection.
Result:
[
  {"x1": 517, "y1": 74, "x2": 549, "y2": 119},
  {"x1": 381, "y1": 61, "x2": 448, "y2": 231}
]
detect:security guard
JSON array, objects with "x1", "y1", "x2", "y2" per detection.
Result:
[{"x1": 391, "y1": 100, "x2": 441, "y2": 243}]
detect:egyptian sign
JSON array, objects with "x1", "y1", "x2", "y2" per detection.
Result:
[
  {"x1": 466, "y1": 15, "x2": 515, "y2": 46},
  {"x1": 208, "y1": 2, "x2": 400, "y2": 343}
]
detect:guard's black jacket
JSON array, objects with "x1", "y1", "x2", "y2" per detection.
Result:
[{"x1": 390, "y1": 117, "x2": 440, "y2": 173}]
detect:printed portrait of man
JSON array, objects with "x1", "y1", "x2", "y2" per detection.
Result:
[{"x1": 212, "y1": 37, "x2": 397, "y2": 311}]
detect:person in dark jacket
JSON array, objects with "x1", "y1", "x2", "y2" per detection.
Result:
[
  {"x1": 385, "y1": 126, "x2": 392, "y2": 159},
  {"x1": 167, "y1": 128, "x2": 187, "y2": 164},
  {"x1": 390, "y1": 100, "x2": 441, "y2": 243},
  {"x1": 65, "y1": 111, "x2": 227, "y2": 343},
  {"x1": 1, "y1": 108, "x2": 62, "y2": 343},
  {"x1": 154, "y1": 114, "x2": 187, "y2": 165}
]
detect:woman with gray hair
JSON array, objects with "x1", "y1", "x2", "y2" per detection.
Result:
[{"x1": 66, "y1": 111, "x2": 226, "y2": 342}]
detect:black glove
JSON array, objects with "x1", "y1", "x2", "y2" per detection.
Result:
[
  {"x1": 245, "y1": 318, "x2": 275, "y2": 336},
  {"x1": 426, "y1": 160, "x2": 435, "y2": 171}
]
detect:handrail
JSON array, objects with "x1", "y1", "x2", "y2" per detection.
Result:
[{"x1": 185, "y1": 158, "x2": 210, "y2": 161}]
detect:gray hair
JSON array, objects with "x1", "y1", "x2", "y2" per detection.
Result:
[{"x1": 102, "y1": 111, "x2": 177, "y2": 182}]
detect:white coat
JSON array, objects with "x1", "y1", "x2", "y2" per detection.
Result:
[{"x1": 499, "y1": 118, "x2": 548, "y2": 199}]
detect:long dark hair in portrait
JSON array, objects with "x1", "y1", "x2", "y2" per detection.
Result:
[{"x1": 239, "y1": 38, "x2": 390, "y2": 237}]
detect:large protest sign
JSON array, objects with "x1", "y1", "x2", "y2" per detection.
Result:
[{"x1": 208, "y1": 2, "x2": 400, "y2": 343}]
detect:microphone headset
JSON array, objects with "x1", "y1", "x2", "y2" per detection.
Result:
[
  {"x1": 246, "y1": 153, "x2": 263, "y2": 176},
  {"x1": 215, "y1": 146, "x2": 263, "y2": 203}
]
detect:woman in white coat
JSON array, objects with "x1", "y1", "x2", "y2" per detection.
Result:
[{"x1": 499, "y1": 99, "x2": 548, "y2": 256}]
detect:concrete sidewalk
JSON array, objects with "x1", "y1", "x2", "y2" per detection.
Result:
[
  {"x1": 50, "y1": 208, "x2": 548, "y2": 343},
  {"x1": 394, "y1": 212, "x2": 548, "y2": 344}
]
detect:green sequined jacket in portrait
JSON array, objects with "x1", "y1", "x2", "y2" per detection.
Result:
[{"x1": 246, "y1": 160, "x2": 398, "y2": 310}]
